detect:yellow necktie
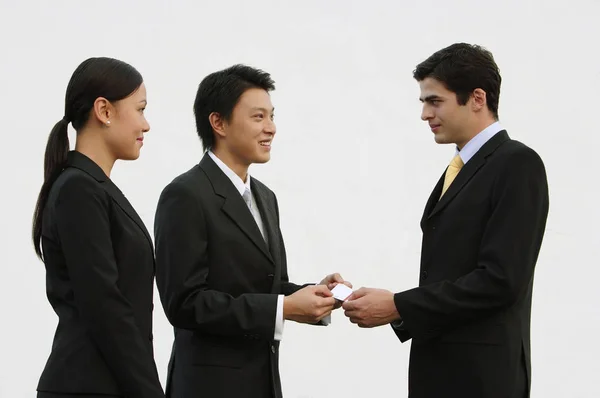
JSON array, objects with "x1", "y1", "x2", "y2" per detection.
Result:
[{"x1": 440, "y1": 154, "x2": 464, "y2": 198}]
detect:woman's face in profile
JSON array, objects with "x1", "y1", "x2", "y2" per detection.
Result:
[{"x1": 105, "y1": 83, "x2": 150, "y2": 161}]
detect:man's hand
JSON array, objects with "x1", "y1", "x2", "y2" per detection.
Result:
[
  {"x1": 284, "y1": 285, "x2": 336, "y2": 324},
  {"x1": 342, "y1": 287, "x2": 401, "y2": 328},
  {"x1": 319, "y1": 272, "x2": 353, "y2": 290},
  {"x1": 320, "y1": 273, "x2": 352, "y2": 309}
]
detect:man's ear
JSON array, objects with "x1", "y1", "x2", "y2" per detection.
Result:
[
  {"x1": 470, "y1": 88, "x2": 487, "y2": 113},
  {"x1": 209, "y1": 112, "x2": 227, "y2": 139}
]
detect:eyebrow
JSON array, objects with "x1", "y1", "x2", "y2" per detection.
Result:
[
  {"x1": 139, "y1": 100, "x2": 147, "y2": 105},
  {"x1": 250, "y1": 107, "x2": 275, "y2": 113},
  {"x1": 420, "y1": 95, "x2": 442, "y2": 103}
]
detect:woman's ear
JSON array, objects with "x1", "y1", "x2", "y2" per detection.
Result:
[{"x1": 92, "y1": 97, "x2": 113, "y2": 127}]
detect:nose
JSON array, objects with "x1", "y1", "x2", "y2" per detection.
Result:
[
  {"x1": 265, "y1": 117, "x2": 276, "y2": 135},
  {"x1": 421, "y1": 104, "x2": 433, "y2": 121},
  {"x1": 143, "y1": 117, "x2": 150, "y2": 133}
]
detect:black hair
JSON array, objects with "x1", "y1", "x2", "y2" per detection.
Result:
[
  {"x1": 193, "y1": 64, "x2": 275, "y2": 151},
  {"x1": 414, "y1": 43, "x2": 501, "y2": 119}
]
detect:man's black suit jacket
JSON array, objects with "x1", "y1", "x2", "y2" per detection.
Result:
[
  {"x1": 154, "y1": 153, "x2": 304, "y2": 398},
  {"x1": 393, "y1": 131, "x2": 549, "y2": 398},
  {"x1": 37, "y1": 151, "x2": 164, "y2": 398}
]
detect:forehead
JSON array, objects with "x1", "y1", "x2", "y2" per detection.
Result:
[
  {"x1": 236, "y1": 88, "x2": 273, "y2": 110},
  {"x1": 130, "y1": 82, "x2": 146, "y2": 99},
  {"x1": 418, "y1": 77, "x2": 453, "y2": 100},
  {"x1": 117, "y1": 83, "x2": 146, "y2": 105}
]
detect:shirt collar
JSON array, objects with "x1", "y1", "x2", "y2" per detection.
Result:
[
  {"x1": 208, "y1": 150, "x2": 251, "y2": 196},
  {"x1": 456, "y1": 121, "x2": 503, "y2": 164}
]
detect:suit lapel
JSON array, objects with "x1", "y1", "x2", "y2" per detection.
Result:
[
  {"x1": 103, "y1": 181, "x2": 155, "y2": 252},
  {"x1": 252, "y1": 180, "x2": 282, "y2": 288},
  {"x1": 252, "y1": 182, "x2": 279, "y2": 259},
  {"x1": 200, "y1": 155, "x2": 274, "y2": 264},
  {"x1": 65, "y1": 151, "x2": 155, "y2": 253},
  {"x1": 427, "y1": 131, "x2": 510, "y2": 220},
  {"x1": 421, "y1": 173, "x2": 444, "y2": 229}
]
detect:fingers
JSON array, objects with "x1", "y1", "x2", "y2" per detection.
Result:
[
  {"x1": 311, "y1": 297, "x2": 335, "y2": 323},
  {"x1": 316, "y1": 296, "x2": 336, "y2": 308},
  {"x1": 341, "y1": 299, "x2": 357, "y2": 311},
  {"x1": 321, "y1": 272, "x2": 345, "y2": 286},
  {"x1": 330, "y1": 273, "x2": 344, "y2": 284},
  {"x1": 313, "y1": 284, "x2": 333, "y2": 297},
  {"x1": 329, "y1": 281, "x2": 353, "y2": 290},
  {"x1": 345, "y1": 310, "x2": 361, "y2": 324},
  {"x1": 345, "y1": 309, "x2": 372, "y2": 328},
  {"x1": 346, "y1": 287, "x2": 368, "y2": 301}
]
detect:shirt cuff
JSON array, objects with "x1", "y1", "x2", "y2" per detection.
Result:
[{"x1": 274, "y1": 294, "x2": 285, "y2": 341}]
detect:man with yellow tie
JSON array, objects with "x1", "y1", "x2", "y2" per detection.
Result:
[{"x1": 342, "y1": 43, "x2": 549, "y2": 398}]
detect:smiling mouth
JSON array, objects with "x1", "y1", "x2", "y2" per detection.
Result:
[{"x1": 259, "y1": 140, "x2": 271, "y2": 147}]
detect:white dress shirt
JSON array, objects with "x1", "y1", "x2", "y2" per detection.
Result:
[
  {"x1": 208, "y1": 151, "x2": 285, "y2": 341},
  {"x1": 456, "y1": 121, "x2": 503, "y2": 164}
]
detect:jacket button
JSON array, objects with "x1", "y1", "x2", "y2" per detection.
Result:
[
  {"x1": 271, "y1": 345, "x2": 276, "y2": 354},
  {"x1": 421, "y1": 270, "x2": 428, "y2": 279}
]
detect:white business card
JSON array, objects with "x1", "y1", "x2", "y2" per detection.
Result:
[{"x1": 331, "y1": 284, "x2": 353, "y2": 301}]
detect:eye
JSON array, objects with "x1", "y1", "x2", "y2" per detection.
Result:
[
  {"x1": 140, "y1": 107, "x2": 146, "y2": 113},
  {"x1": 254, "y1": 113, "x2": 264, "y2": 120},
  {"x1": 270, "y1": 114, "x2": 275, "y2": 121}
]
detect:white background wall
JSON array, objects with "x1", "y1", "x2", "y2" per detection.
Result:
[{"x1": 1, "y1": 0, "x2": 599, "y2": 397}]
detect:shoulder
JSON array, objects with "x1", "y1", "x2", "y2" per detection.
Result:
[
  {"x1": 484, "y1": 137, "x2": 546, "y2": 184},
  {"x1": 495, "y1": 138, "x2": 545, "y2": 168},
  {"x1": 51, "y1": 167, "x2": 108, "y2": 205},
  {"x1": 490, "y1": 138, "x2": 548, "y2": 190},
  {"x1": 161, "y1": 165, "x2": 204, "y2": 195},
  {"x1": 251, "y1": 176, "x2": 275, "y2": 197},
  {"x1": 157, "y1": 165, "x2": 211, "y2": 211}
]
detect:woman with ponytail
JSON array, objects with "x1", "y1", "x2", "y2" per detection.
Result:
[{"x1": 32, "y1": 57, "x2": 165, "y2": 398}]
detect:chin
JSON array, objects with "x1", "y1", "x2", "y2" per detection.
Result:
[
  {"x1": 253, "y1": 154, "x2": 271, "y2": 164},
  {"x1": 433, "y1": 134, "x2": 450, "y2": 145},
  {"x1": 121, "y1": 150, "x2": 141, "y2": 161}
]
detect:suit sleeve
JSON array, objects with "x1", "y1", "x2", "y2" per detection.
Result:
[
  {"x1": 272, "y1": 193, "x2": 304, "y2": 296},
  {"x1": 154, "y1": 182, "x2": 278, "y2": 339},
  {"x1": 393, "y1": 148, "x2": 549, "y2": 342},
  {"x1": 54, "y1": 175, "x2": 164, "y2": 398}
]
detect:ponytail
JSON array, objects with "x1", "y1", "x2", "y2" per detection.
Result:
[{"x1": 32, "y1": 118, "x2": 70, "y2": 260}]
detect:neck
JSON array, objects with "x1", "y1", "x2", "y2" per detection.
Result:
[
  {"x1": 457, "y1": 117, "x2": 497, "y2": 150},
  {"x1": 212, "y1": 147, "x2": 249, "y2": 182},
  {"x1": 75, "y1": 129, "x2": 116, "y2": 177}
]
